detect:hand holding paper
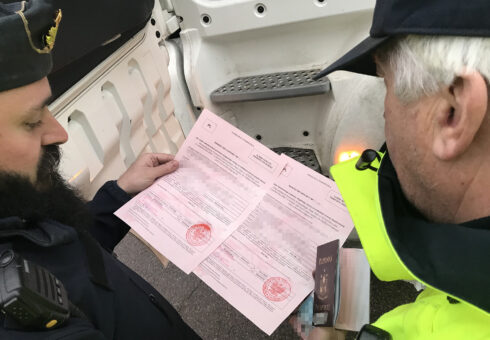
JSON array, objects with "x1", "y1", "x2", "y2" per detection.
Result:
[{"x1": 117, "y1": 153, "x2": 178, "y2": 195}]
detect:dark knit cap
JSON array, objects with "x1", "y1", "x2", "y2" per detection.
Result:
[{"x1": 0, "y1": 0, "x2": 61, "y2": 92}]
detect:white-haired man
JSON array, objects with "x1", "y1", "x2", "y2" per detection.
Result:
[{"x1": 312, "y1": 0, "x2": 490, "y2": 339}]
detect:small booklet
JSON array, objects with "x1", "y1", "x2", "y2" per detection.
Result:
[
  {"x1": 313, "y1": 239, "x2": 340, "y2": 327},
  {"x1": 335, "y1": 248, "x2": 370, "y2": 331},
  {"x1": 294, "y1": 247, "x2": 370, "y2": 337}
]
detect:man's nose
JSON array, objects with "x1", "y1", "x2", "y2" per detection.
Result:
[{"x1": 41, "y1": 112, "x2": 68, "y2": 146}]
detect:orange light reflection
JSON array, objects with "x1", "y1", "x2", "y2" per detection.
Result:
[{"x1": 338, "y1": 151, "x2": 361, "y2": 163}]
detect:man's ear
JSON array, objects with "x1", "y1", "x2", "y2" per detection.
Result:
[{"x1": 433, "y1": 72, "x2": 488, "y2": 160}]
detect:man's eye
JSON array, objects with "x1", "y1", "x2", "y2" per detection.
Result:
[{"x1": 24, "y1": 120, "x2": 43, "y2": 130}]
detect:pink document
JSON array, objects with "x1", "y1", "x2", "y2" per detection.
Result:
[
  {"x1": 194, "y1": 154, "x2": 354, "y2": 335},
  {"x1": 115, "y1": 110, "x2": 354, "y2": 334},
  {"x1": 115, "y1": 109, "x2": 287, "y2": 273}
]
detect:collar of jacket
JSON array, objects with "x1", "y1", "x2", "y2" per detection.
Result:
[
  {"x1": 0, "y1": 216, "x2": 77, "y2": 247},
  {"x1": 0, "y1": 216, "x2": 112, "y2": 290},
  {"x1": 331, "y1": 152, "x2": 490, "y2": 315}
]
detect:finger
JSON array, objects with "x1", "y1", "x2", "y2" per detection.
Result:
[
  {"x1": 288, "y1": 316, "x2": 302, "y2": 338},
  {"x1": 288, "y1": 315, "x2": 298, "y2": 327},
  {"x1": 152, "y1": 153, "x2": 175, "y2": 165},
  {"x1": 151, "y1": 160, "x2": 179, "y2": 178},
  {"x1": 308, "y1": 328, "x2": 345, "y2": 340}
]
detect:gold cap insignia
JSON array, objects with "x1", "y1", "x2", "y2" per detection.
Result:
[
  {"x1": 16, "y1": 1, "x2": 62, "y2": 54},
  {"x1": 44, "y1": 9, "x2": 62, "y2": 51}
]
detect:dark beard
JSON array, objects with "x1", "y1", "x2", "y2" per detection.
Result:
[{"x1": 0, "y1": 145, "x2": 93, "y2": 232}]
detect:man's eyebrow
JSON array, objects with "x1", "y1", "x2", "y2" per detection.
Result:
[
  {"x1": 20, "y1": 95, "x2": 52, "y2": 121},
  {"x1": 25, "y1": 95, "x2": 52, "y2": 115},
  {"x1": 33, "y1": 95, "x2": 52, "y2": 111}
]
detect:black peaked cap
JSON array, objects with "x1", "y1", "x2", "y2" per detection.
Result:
[{"x1": 314, "y1": 0, "x2": 490, "y2": 79}]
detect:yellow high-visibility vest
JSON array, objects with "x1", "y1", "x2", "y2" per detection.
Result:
[{"x1": 330, "y1": 154, "x2": 490, "y2": 340}]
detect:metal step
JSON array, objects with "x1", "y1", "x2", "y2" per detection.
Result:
[
  {"x1": 211, "y1": 69, "x2": 330, "y2": 103},
  {"x1": 272, "y1": 147, "x2": 322, "y2": 174}
]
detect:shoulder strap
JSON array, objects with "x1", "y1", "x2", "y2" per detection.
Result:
[{"x1": 76, "y1": 229, "x2": 111, "y2": 291}]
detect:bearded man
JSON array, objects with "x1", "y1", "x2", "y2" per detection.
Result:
[
  {"x1": 311, "y1": 0, "x2": 490, "y2": 339},
  {"x1": 0, "y1": 0, "x2": 200, "y2": 338}
]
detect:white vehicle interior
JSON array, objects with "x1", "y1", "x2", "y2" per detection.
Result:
[{"x1": 51, "y1": 0, "x2": 385, "y2": 201}]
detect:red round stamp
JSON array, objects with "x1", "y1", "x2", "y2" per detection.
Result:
[
  {"x1": 262, "y1": 277, "x2": 291, "y2": 302},
  {"x1": 186, "y1": 224, "x2": 212, "y2": 246}
]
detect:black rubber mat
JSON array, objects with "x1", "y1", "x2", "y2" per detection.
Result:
[{"x1": 272, "y1": 147, "x2": 322, "y2": 174}]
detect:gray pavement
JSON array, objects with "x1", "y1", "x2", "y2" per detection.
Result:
[
  {"x1": 114, "y1": 233, "x2": 299, "y2": 339},
  {"x1": 114, "y1": 233, "x2": 419, "y2": 340}
]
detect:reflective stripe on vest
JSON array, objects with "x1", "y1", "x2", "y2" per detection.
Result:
[{"x1": 330, "y1": 154, "x2": 413, "y2": 281}]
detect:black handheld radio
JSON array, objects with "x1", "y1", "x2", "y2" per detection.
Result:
[{"x1": 0, "y1": 249, "x2": 71, "y2": 329}]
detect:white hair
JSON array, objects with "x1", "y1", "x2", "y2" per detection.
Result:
[{"x1": 376, "y1": 35, "x2": 490, "y2": 103}]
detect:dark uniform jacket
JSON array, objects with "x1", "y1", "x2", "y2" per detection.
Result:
[{"x1": 0, "y1": 181, "x2": 201, "y2": 339}]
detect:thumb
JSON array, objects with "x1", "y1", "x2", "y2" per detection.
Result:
[{"x1": 151, "y1": 159, "x2": 179, "y2": 178}]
